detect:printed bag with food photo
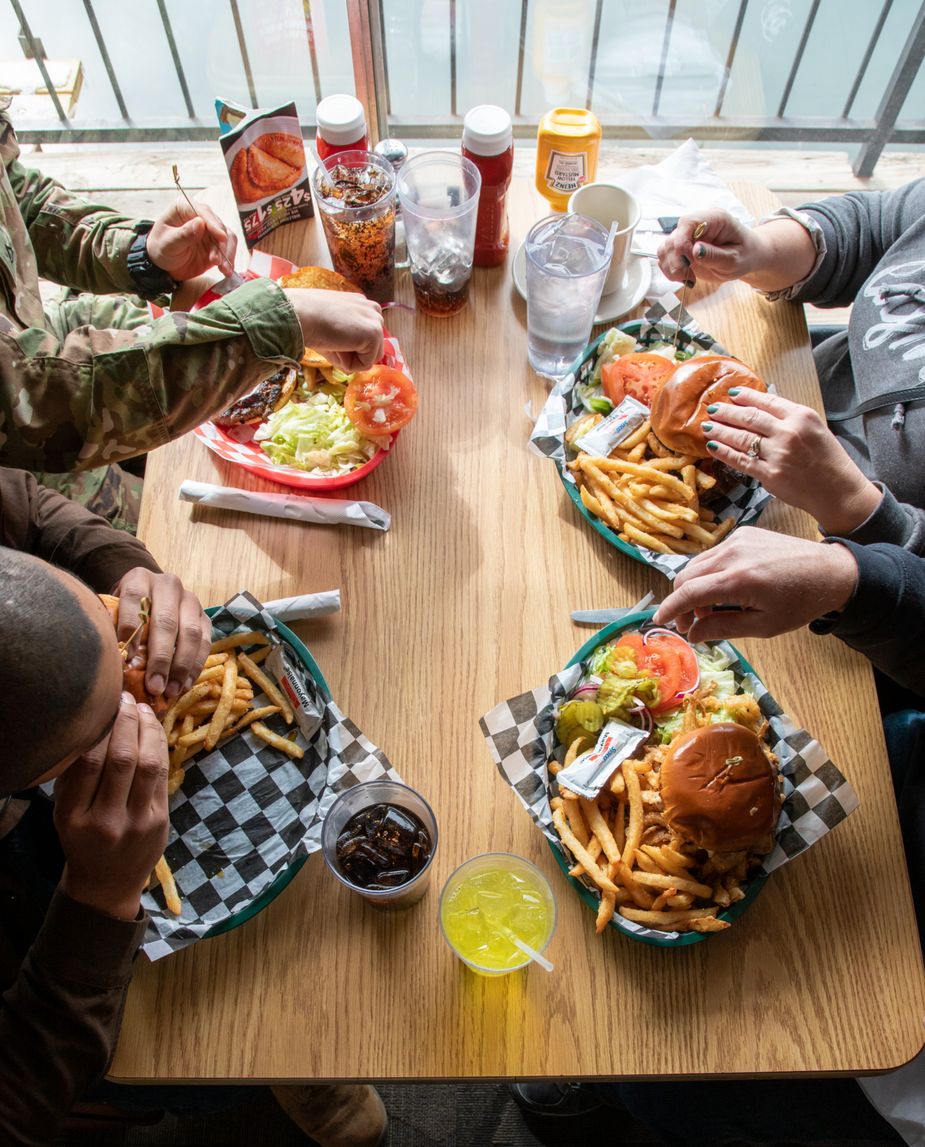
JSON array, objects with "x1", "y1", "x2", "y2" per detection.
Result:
[
  {"x1": 216, "y1": 98, "x2": 313, "y2": 247},
  {"x1": 530, "y1": 295, "x2": 773, "y2": 581},
  {"x1": 479, "y1": 609, "x2": 858, "y2": 947}
]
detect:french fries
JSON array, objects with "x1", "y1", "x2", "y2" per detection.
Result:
[
  {"x1": 568, "y1": 416, "x2": 736, "y2": 557},
  {"x1": 152, "y1": 630, "x2": 303, "y2": 916},
  {"x1": 549, "y1": 735, "x2": 757, "y2": 935}
]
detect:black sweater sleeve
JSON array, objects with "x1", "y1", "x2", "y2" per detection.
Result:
[{"x1": 821, "y1": 540, "x2": 925, "y2": 696}]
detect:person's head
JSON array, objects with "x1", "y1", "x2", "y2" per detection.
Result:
[{"x1": 0, "y1": 547, "x2": 124, "y2": 796}]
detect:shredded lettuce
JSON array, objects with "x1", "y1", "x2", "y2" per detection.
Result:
[
  {"x1": 587, "y1": 640, "x2": 637, "y2": 677},
  {"x1": 694, "y1": 644, "x2": 737, "y2": 703},
  {"x1": 590, "y1": 327, "x2": 637, "y2": 385},
  {"x1": 254, "y1": 393, "x2": 384, "y2": 475}
]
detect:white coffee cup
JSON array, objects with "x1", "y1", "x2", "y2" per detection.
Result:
[{"x1": 567, "y1": 182, "x2": 640, "y2": 297}]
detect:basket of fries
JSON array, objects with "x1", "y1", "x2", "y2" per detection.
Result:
[
  {"x1": 480, "y1": 609, "x2": 859, "y2": 947},
  {"x1": 530, "y1": 301, "x2": 772, "y2": 580},
  {"x1": 140, "y1": 590, "x2": 401, "y2": 961}
]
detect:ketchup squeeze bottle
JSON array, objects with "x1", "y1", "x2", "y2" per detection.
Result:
[
  {"x1": 316, "y1": 94, "x2": 369, "y2": 161},
  {"x1": 462, "y1": 105, "x2": 514, "y2": 268}
]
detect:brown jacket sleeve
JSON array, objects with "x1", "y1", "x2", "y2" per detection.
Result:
[
  {"x1": 0, "y1": 468, "x2": 161, "y2": 591},
  {"x1": 0, "y1": 889, "x2": 147, "y2": 1146}
]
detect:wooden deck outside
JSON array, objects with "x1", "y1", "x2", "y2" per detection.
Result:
[{"x1": 25, "y1": 141, "x2": 925, "y2": 326}]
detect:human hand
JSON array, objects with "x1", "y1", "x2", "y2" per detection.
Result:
[
  {"x1": 283, "y1": 288, "x2": 384, "y2": 372},
  {"x1": 55, "y1": 694, "x2": 169, "y2": 922},
  {"x1": 110, "y1": 568, "x2": 211, "y2": 701},
  {"x1": 657, "y1": 210, "x2": 759, "y2": 286},
  {"x1": 653, "y1": 527, "x2": 858, "y2": 643},
  {"x1": 699, "y1": 387, "x2": 882, "y2": 534},
  {"x1": 147, "y1": 198, "x2": 237, "y2": 281}
]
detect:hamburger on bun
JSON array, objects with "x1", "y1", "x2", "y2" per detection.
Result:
[
  {"x1": 659, "y1": 722, "x2": 780, "y2": 853},
  {"x1": 99, "y1": 594, "x2": 169, "y2": 717},
  {"x1": 650, "y1": 355, "x2": 766, "y2": 459}
]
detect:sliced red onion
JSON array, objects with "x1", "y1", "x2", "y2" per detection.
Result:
[{"x1": 572, "y1": 681, "x2": 600, "y2": 700}]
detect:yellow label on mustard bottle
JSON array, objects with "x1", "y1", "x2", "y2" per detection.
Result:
[{"x1": 535, "y1": 107, "x2": 601, "y2": 211}]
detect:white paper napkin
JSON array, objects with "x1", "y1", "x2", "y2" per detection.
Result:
[
  {"x1": 613, "y1": 139, "x2": 754, "y2": 297},
  {"x1": 260, "y1": 591, "x2": 341, "y2": 622},
  {"x1": 179, "y1": 481, "x2": 390, "y2": 531}
]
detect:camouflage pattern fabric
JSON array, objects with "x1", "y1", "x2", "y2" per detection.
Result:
[
  {"x1": 32, "y1": 464, "x2": 143, "y2": 535},
  {"x1": 0, "y1": 106, "x2": 303, "y2": 476}
]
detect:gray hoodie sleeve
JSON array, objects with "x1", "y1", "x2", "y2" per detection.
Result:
[
  {"x1": 790, "y1": 179, "x2": 925, "y2": 309},
  {"x1": 822, "y1": 483, "x2": 925, "y2": 557}
]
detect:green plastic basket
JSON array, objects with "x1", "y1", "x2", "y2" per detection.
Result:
[
  {"x1": 198, "y1": 610, "x2": 331, "y2": 939},
  {"x1": 547, "y1": 608, "x2": 768, "y2": 947}
]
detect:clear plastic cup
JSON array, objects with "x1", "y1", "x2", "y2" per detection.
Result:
[
  {"x1": 524, "y1": 212, "x2": 612, "y2": 379},
  {"x1": 312, "y1": 150, "x2": 397, "y2": 303},
  {"x1": 439, "y1": 853, "x2": 557, "y2": 976},
  {"x1": 397, "y1": 152, "x2": 482, "y2": 317},
  {"x1": 321, "y1": 779, "x2": 438, "y2": 910}
]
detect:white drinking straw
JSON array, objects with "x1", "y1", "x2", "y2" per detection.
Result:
[{"x1": 505, "y1": 929, "x2": 554, "y2": 972}]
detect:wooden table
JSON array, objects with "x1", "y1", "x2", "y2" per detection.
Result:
[{"x1": 111, "y1": 176, "x2": 925, "y2": 1083}]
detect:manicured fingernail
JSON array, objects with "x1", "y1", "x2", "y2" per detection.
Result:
[
  {"x1": 684, "y1": 278, "x2": 695, "y2": 289},
  {"x1": 701, "y1": 422, "x2": 713, "y2": 432},
  {"x1": 728, "y1": 388, "x2": 740, "y2": 396},
  {"x1": 706, "y1": 404, "x2": 718, "y2": 414},
  {"x1": 681, "y1": 254, "x2": 691, "y2": 267},
  {"x1": 707, "y1": 440, "x2": 719, "y2": 451},
  {"x1": 696, "y1": 244, "x2": 706, "y2": 258},
  {"x1": 148, "y1": 673, "x2": 166, "y2": 695}
]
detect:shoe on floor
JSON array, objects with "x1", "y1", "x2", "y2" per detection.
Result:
[
  {"x1": 271, "y1": 1083, "x2": 387, "y2": 1146},
  {"x1": 510, "y1": 1081, "x2": 602, "y2": 1117}
]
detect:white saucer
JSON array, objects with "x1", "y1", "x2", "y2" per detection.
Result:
[{"x1": 512, "y1": 241, "x2": 652, "y2": 324}]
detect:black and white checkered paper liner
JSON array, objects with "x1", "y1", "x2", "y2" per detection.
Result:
[
  {"x1": 141, "y1": 591, "x2": 399, "y2": 961},
  {"x1": 479, "y1": 639, "x2": 859, "y2": 942},
  {"x1": 529, "y1": 293, "x2": 773, "y2": 580}
]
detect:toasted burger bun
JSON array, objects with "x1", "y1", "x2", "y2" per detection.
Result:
[
  {"x1": 99, "y1": 593, "x2": 169, "y2": 717},
  {"x1": 660, "y1": 723, "x2": 779, "y2": 853},
  {"x1": 278, "y1": 265, "x2": 362, "y2": 294},
  {"x1": 650, "y1": 355, "x2": 766, "y2": 458}
]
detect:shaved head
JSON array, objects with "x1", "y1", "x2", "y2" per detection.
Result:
[{"x1": 0, "y1": 547, "x2": 123, "y2": 795}]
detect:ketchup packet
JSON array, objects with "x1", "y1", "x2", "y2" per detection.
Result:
[{"x1": 216, "y1": 97, "x2": 313, "y2": 248}]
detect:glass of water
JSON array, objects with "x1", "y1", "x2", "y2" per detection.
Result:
[
  {"x1": 524, "y1": 213, "x2": 612, "y2": 378},
  {"x1": 397, "y1": 153, "x2": 482, "y2": 317}
]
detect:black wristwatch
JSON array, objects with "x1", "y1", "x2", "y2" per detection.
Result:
[{"x1": 126, "y1": 223, "x2": 180, "y2": 300}]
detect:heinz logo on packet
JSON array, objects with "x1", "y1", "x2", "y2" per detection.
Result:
[{"x1": 216, "y1": 97, "x2": 314, "y2": 247}]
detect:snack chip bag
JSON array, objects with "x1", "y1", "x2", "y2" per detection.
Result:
[{"x1": 216, "y1": 98, "x2": 313, "y2": 247}]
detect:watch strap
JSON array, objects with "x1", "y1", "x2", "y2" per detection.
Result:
[{"x1": 126, "y1": 224, "x2": 180, "y2": 300}]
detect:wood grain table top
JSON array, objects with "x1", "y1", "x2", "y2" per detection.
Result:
[{"x1": 110, "y1": 175, "x2": 925, "y2": 1083}]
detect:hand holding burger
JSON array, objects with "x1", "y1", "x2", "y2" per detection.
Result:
[
  {"x1": 696, "y1": 388, "x2": 882, "y2": 535},
  {"x1": 106, "y1": 569, "x2": 211, "y2": 707}
]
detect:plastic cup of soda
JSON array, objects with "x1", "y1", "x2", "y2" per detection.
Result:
[{"x1": 321, "y1": 779, "x2": 438, "y2": 910}]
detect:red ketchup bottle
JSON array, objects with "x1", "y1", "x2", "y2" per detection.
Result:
[
  {"x1": 315, "y1": 94, "x2": 369, "y2": 161},
  {"x1": 462, "y1": 105, "x2": 514, "y2": 268}
]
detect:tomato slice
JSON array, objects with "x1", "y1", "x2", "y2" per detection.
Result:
[
  {"x1": 600, "y1": 353, "x2": 676, "y2": 408},
  {"x1": 644, "y1": 632, "x2": 699, "y2": 695},
  {"x1": 344, "y1": 365, "x2": 418, "y2": 435},
  {"x1": 611, "y1": 630, "x2": 687, "y2": 711}
]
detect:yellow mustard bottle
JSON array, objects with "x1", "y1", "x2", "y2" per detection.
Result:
[{"x1": 535, "y1": 108, "x2": 602, "y2": 211}]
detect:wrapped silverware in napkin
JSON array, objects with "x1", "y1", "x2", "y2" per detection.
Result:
[
  {"x1": 261, "y1": 591, "x2": 341, "y2": 622},
  {"x1": 179, "y1": 481, "x2": 390, "y2": 531}
]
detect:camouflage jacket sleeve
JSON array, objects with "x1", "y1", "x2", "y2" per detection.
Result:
[
  {"x1": 0, "y1": 276, "x2": 303, "y2": 473},
  {"x1": 7, "y1": 150, "x2": 142, "y2": 295}
]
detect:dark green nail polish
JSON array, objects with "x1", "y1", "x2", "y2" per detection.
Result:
[
  {"x1": 701, "y1": 422, "x2": 713, "y2": 432},
  {"x1": 706, "y1": 403, "x2": 718, "y2": 414},
  {"x1": 728, "y1": 387, "x2": 740, "y2": 396},
  {"x1": 696, "y1": 244, "x2": 706, "y2": 258},
  {"x1": 707, "y1": 440, "x2": 719, "y2": 451}
]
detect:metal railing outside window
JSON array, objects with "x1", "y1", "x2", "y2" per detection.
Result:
[{"x1": 4, "y1": 0, "x2": 925, "y2": 176}]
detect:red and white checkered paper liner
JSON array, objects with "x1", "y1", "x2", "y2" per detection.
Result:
[{"x1": 153, "y1": 251, "x2": 412, "y2": 491}]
